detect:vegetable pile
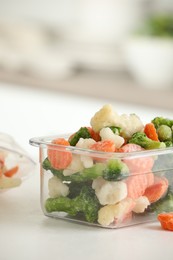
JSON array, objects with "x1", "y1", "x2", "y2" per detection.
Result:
[{"x1": 42, "y1": 104, "x2": 173, "y2": 227}]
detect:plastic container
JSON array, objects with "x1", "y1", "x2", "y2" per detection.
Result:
[
  {"x1": 29, "y1": 134, "x2": 173, "y2": 229},
  {"x1": 0, "y1": 133, "x2": 36, "y2": 191}
]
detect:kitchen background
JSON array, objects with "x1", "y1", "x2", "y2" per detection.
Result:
[{"x1": 0, "y1": 0, "x2": 172, "y2": 109}]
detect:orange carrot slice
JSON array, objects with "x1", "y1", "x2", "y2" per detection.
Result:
[
  {"x1": 144, "y1": 123, "x2": 159, "y2": 141},
  {"x1": 47, "y1": 138, "x2": 72, "y2": 170},
  {"x1": 87, "y1": 127, "x2": 101, "y2": 142},
  {"x1": 4, "y1": 165, "x2": 19, "y2": 177},
  {"x1": 119, "y1": 144, "x2": 154, "y2": 174},
  {"x1": 143, "y1": 176, "x2": 168, "y2": 203},
  {"x1": 90, "y1": 140, "x2": 115, "y2": 162},
  {"x1": 119, "y1": 143, "x2": 143, "y2": 153},
  {"x1": 126, "y1": 174, "x2": 148, "y2": 199},
  {"x1": 90, "y1": 140, "x2": 115, "y2": 153},
  {"x1": 158, "y1": 213, "x2": 173, "y2": 231}
]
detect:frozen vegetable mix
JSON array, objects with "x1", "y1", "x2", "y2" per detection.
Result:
[
  {"x1": 40, "y1": 104, "x2": 173, "y2": 228},
  {"x1": 0, "y1": 133, "x2": 36, "y2": 190}
]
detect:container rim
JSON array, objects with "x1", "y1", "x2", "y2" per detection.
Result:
[{"x1": 29, "y1": 134, "x2": 173, "y2": 159}]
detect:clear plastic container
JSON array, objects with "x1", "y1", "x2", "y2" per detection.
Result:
[
  {"x1": 0, "y1": 133, "x2": 36, "y2": 191},
  {"x1": 30, "y1": 134, "x2": 173, "y2": 229}
]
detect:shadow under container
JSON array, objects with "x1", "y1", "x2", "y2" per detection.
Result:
[{"x1": 29, "y1": 135, "x2": 173, "y2": 229}]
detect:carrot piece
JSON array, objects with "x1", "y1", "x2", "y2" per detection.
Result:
[
  {"x1": 118, "y1": 143, "x2": 143, "y2": 153},
  {"x1": 144, "y1": 123, "x2": 159, "y2": 141},
  {"x1": 90, "y1": 140, "x2": 115, "y2": 153},
  {"x1": 125, "y1": 171, "x2": 155, "y2": 200},
  {"x1": 119, "y1": 143, "x2": 154, "y2": 174},
  {"x1": 143, "y1": 176, "x2": 168, "y2": 203},
  {"x1": 126, "y1": 174, "x2": 148, "y2": 199},
  {"x1": 4, "y1": 165, "x2": 19, "y2": 177},
  {"x1": 47, "y1": 138, "x2": 72, "y2": 170},
  {"x1": 90, "y1": 140, "x2": 115, "y2": 162},
  {"x1": 158, "y1": 213, "x2": 173, "y2": 231},
  {"x1": 87, "y1": 127, "x2": 101, "y2": 142}
]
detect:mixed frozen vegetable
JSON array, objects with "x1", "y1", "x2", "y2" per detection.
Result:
[
  {"x1": 42, "y1": 104, "x2": 173, "y2": 227},
  {"x1": 0, "y1": 150, "x2": 22, "y2": 189},
  {"x1": 0, "y1": 133, "x2": 36, "y2": 190}
]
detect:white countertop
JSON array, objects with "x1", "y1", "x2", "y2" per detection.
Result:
[{"x1": 0, "y1": 82, "x2": 173, "y2": 260}]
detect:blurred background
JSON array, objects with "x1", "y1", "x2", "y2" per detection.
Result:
[{"x1": 0, "y1": 0, "x2": 173, "y2": 109}]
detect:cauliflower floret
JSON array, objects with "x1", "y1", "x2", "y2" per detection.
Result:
[
  {"x1": 92, "y1": 176, "x2": 106, "y2": 190},
  {"x1": 90, "y1": 104, "x2": 143, "y2": 140},
  {"x1": 63, "y1": 154, "x2": 84, "y2": 176},
  {"x1": 48, "y1": 176, "x2": 69, "y2": 198},
  {"x1": 80, "y1": 155, "x2": 94, "y2": 168},
  {"x1": 90, "y1": 104, "x2": 119, "y2": 132},
  {"x1": 98, "y1": 204, "x2": 115, "y2": 226},
  {"x1": 76, "y1": 138, "x2": 96, "y2": 168},
  {"x1": 92, "y1": 177, "x2": 127, "y2": 205},
  {"x1": 99, "y1": 127, "x2": 125, "y2": 148},
  {"x1": 133, "y1": 196, "x2": 150, "y2": 213},
  {"x1": 98, "y1": 197, "x2": 135, "y2": 226},
  {"x1": 76, "y1": 138, "x2": 96, "y2": 149},
  {"x1": 117, "y1": 114, "x2": 144, "y2": 139}
]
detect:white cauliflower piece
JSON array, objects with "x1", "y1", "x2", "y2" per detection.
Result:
[
  {"x1": 92, "y1": 177, "x2": 127, "y2": 205},
  {"x1": 90, "y1": 104, "x2": 119, "y2": 132},
  {"x1": 98, "y1": 197, "x2": 135, "y2": 226},
  {"x1": 133, "y1": 196, "x2": 150, "y2": 213},
  {"x1": 80, "y1": 155, "x2": 94, "y2": 168},
  {"x1": 63, "y1": 154, "x2": 84, "y2": 176},
  {"x1": 117, "y1": 113, "x2": 144, "y2": 139},
  {"x1": 90, "y1": 104, "x2": 143, "y2": 140},
  {"x1": 76, "y1": 138, "x2": 96, "y2": 168},
  {"x1": 98, "y1": 204, "x2": 116, "y2": 226},
  {"x1": 100, "y1": 127, "x2": 125, "y2": 148},
  {"x1": 92, "y1": 176, "x2": 106, "y2": 190},
  {"x1": 76, "y1": 138, "x2": 96, "y2": 149},
  {"x1": 48, "y1": 176, "x2": 69, "y2": 198}
]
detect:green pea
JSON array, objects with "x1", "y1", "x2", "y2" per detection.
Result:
[{"x1": 157, "y1": 125, "x2": 172, "y2": 141}]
